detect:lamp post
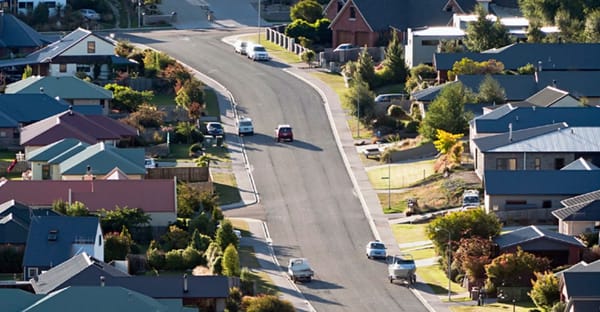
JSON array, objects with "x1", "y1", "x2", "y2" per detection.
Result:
[
  {"x1": 388, "y1": 162, "x2": 391, "y2": 209},
  {"x1": 137, "y1": 0, "x2": 141, "y2": 28},
  {"x1": 356, "y1": 98, "x2": 360, "y2": 137},
  {"x1": 436, "y1": 227, "x2": 452, "y2": 302},
  {"x1": 257, "y1": 0, "x2": 261, "y2": 43}
]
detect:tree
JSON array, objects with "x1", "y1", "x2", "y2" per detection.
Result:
[
  {"x1": 289, "y1": 0, "x2": 323, "y2": 23},
  {"x1": 382, "y1": 31, "x2": 408, "y2": 84},
  {"x1": 342, "y1": 77, "x2": 376, "y2": 124},
  {"x1": 222, "y1": 244, "x2": 241, "y2": 277},
  {"x1": 485, "y1": 247, "x2": 551, "y2": 290},
  {"x1": 122, "y1": 104, "x2": 165, "y2": 130},
  {"x1": 554, "y1": 9, "x2": 584, "y2": 42},
  {"x1": 529, "y1": 271, "x2": 560, "y2": 312},
  {"x1": 241, "y1": 295, "x2": 295, "y2": 312},
  {"x1": 477, "y1": 75, "x2": 506, "y2": 104},
  {"x1": 405, "y1": 64, "x2": 436, "y2": 93},
  {"x1": 177, "y1": 182, "x2": 201, "y2": 218},
  {"x1": 354, "y1": 47, "x2": 376, "y2": 89},
  {"x1": 104, "y1": 83, "x2": 154, "y2": 112},
  {"x1": 215, "y1": 219, "x2": 239, "y2": 251},
  {"x1": 450, "y1": 58, "x2": 505, "y2": 76},
  {"x1": 300, "y1": 50, "x2": 316, "y2": 67},
  {"x1": 175, "y1": 121, "x2": 196, "y2": 144},
  {"x1": 527, "y1": 19, "x2": 546, "y2": 43},
  {"x1": 584, "y1": 9, "x2": 600, "y2": 42},
  {"x1": 66, "y1": 201, "x2": 90, "y2": 216},
  {"x1": 182, "y1": 246, "x2": 204, "y2": 268},
  {"x1": 146, "y1": 240, "x2": 165, "y2": 270},
  {"x1": 22, "y1": 65, "x2": 33, "y2": 80},
  {"x1": 32, "y1": 3, "x2": 49, "y2": 26},
  {"x1": 104, "y1": 226, "x2": 133, "y2": 262},
  {"x1": 418, "y1": 82, "x2": 473, "y2": 141},
  {"x1": 464, "y1": 5, "x2": 512, "y2": 52},
  {"x1": 175, "y1": 78, "x2": 204, "y2": 120},
  {"x1": 115, "y1": 40, "x2": 137, "y2": 58},
  {"x1": 188, "y1": 212, "x2": 217, "y2": 238},
  {"x1": 190, "y1": 229, "x2": 212, "y2": 252},
  {"x1": 160, "y1": 225, "x2": 191, "y2": 251},
  {"x1": 433, "y1": 130, "x2": 463, "y2": 155},
  {"x1": 99, "y1": 206, "x2": 151, "y2": 233},
  {"x1": 453, "y1": 236, "x2": 494, "y2": 283}
]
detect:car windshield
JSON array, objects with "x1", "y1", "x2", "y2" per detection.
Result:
[
  {"x1": 254, "y1": 46, "x2": 266, "y2": 52},
  {"x1": 240, "y1": 121, "x2": 252, "y2": 127},
  {"x1": 371, "y1": 243, "x2": 385, "y2": 249},
  {"x1": 464, "y1": 197, "x2": 479, "y2": 203},
  {"x1": 280, "y1": 128, "x2": 291, "y2": 133},
  {"x1": 210, "y1": 123, "x2": 222, "y2": 130}
]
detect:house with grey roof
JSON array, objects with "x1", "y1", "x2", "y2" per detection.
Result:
[
  {"x1": 0, "y1": 12, "x2": 51, "y2": 60},
  {"x1": 5, "y1": 76, "x2": 113, "y2": 115},
  {"x1": 23, "y1": 216, "x2": 103, "y2": 280},
  {"x1": 560, "y1": 271, "x2": 600, "y2": 311},
  {"x1": 555, "y1": 259, "x2": 600, "y2": 280},
  {"x1": 26, "y1": 139, "x2": 146, "y2": 180},
  {"x1": 19, "y1": 109, "x2": 138, "y2": 155},
  {"x1": 553, "y1": 189, "x2": 600, "y2": 236},
  {"x1": 0, "y1": 199, "x2": 58, "y2": 245},
  {"x1": 493, "y1": 225, "x2": 585, "y2": 266},
  {"x1": 484, "y1": 169, "x2": 600, "y2": 223}
]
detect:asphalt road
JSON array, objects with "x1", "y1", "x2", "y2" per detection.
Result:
[{"x1": 123, "y1": 29, "x2": 427, "y2": 312}]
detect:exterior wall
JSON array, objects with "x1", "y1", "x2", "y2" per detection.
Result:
[
  {"x1": 559, "y1": 220, "x2": 597, "y2": 236},
  {"x1": 94, "y1": 223, "x2": 104, "y2": 261},
  {"x1": 485, "y1": 194, "x2": 567, "y2": 222},
  {"x1": 405, "y1": 29, "x2": 464, "y2": 68},
  {"x1": 324, "y1": 0, "x2": 341, "y2": 20},
  {"x1": 481, "y1": 152, "x2": 576, "y2": 173},
  {"x1": 62, "y1": 36, "x2": 115, "y2": 56},
  {"x1": 551, "y1": 97, "x2": 582, "y2": 107},
  {"x1": 49, "y1": 63, "x2": 99, "y2": 78},
  {"x1": 331, "y1": 2, "x2": 376, "y2": 48}
]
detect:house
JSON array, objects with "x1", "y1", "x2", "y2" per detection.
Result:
[
  {"x1": 560, "y1": 271, "x2": 600, "y2": 312},
  {"x1": 483, "y1": 170, "x2": 600, "y2": 222},
  {"x1": 0, "y1": 12, "x2": 51, "y2": 60},
  {"x1": 0, "y1": 286, "x2": 197, "y2": 312},
  {"x1": 0, "y1": 199, "x2": 58, "y2": 245},
  {"x1": 0, "y1": 179, "x2": 178, "y2": 226},
  {"x1": 0, "y1": 94, "x2": 101, "y2": 148},
  {"x1": 493, "y1": 225, "x2": 585, "y2": 266},
  {"x1": 5, "y1": 76, "x2": 113, "y2": 115},
  {"x1": 0, "y1": 28, "x2": 136, "y2": 80},
  {"x1": 23, "y1": 215, "x2": 103, "y2": 280},
  {"x1": 19, "y1": 109, "x2": 138, "y2": 155},
  {"x1": 15, "y1": 0, "x2": 65, "y2": 16},
  {"x1": 553, "y1": 189, "x2": 600, "y2": 236},
  {"x1": 405, "y1": 26, "x2": 465, "y2": 68},
  {"x1": 26, "y1": 139, "x2": 146, "y2": 180}
]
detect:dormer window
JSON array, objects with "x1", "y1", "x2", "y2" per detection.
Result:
[
  {"x1": 349, "y1": 7, "x2": 356, "y2": 19},
  {"x1": 87, "y1": 41, "x2": 96, "y2": 53}
]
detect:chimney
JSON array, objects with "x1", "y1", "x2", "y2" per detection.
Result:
[
  {"x1": 508, "y1": 123, "x2": 513, "y2": 142},
  {"x1": 552, "y1": 80, "x2": 557, "y2": 88},
  {"x1": 183, "y1": 274, "x2": 188, "y2": 293},
  {"x1": 100, "y1": 276, "x2": 105, "y2": 287}
]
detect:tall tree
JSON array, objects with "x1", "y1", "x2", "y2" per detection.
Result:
[
  {"x1": 527, "y1": 20, "x2": 546, "y2": 43},
  {"x1": 529, "y1": 271, "x2": 560, "y2": 312},
  {"x1": 289, "y1": 0, "x2": 323, "y2": 23},
  {"x1": 215, "y1": 219, "x2": 239, "y2": 251},
  {"x1": 418, "y1": 82, "x2": 473, "y2": 141},
  {"x1": 383, "y1": 31, "x2": 408, "y2": 84},
  {"x1": 222, "y1": 244, "x2": 241, "y2": 277},
  {"x1": 464, "y1": 5, "x2": 512, "y2": 52},
  {"x1": 554, "y1": 9, "x2": 584, "y2": 42},
  {"x1": 477, "y1": 75, "x2": 506, "y2": 104},
  {"x1": 584, "y1": 9, "x2": 600, "y2": 42},
  {"x1": 354, "y1": 47, "x2": 376, "y2": 89}
]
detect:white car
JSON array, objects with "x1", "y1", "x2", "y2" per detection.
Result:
[
  {"x1": 237, "y1": 117, "x2": 254, "y2": 136},
  {"x1": 247, "y1": 44, "x2": 270, "y2": 61},
  {"x1": 366, "y1": 240, "x2": 387, "y2": 259},
  {"x1": 333, "y1": 43, "x2": 358, "y2": 52},
  {"x1": 234, "y1": 40, "x2": 248, "y2": 55},
  {"x1": 144, "y1": 158, "x2": 157, "y2": 169},
  {"x1": 79, "y1": 9, "x2": 101, "y2": 20}
]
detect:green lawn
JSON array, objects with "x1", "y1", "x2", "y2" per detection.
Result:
[
  {"x1": 367, "y1": 159, "x2": 436, "y2": 189},
  {"x1": 400, "y1": 246, "x2": 436, "y2": 260},
  {"x1": 203, "y1": 88, "x2": 220, "y2": 117},
  {"x1": 239, "y1": 246, "x2": 278, "y2": 295},
  {"x1": 392, "y1": 223, "x2": 429, "y2": 244},
  {"x1": 151, "y1": 93, "x2": 176, "y2": 107},
  {"x1": 416, "y1": 265, "x2": 467, "y2": 297},
  {"x1": 211, "y1": 172, "x2": 242, "y2": 205},
  {"x1": 310, "y1": 71, "x2": 347, "y2": 98}
]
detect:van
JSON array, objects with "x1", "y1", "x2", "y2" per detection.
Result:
[
  {"x1": 375, "y1": 93, "x2": 406, "y2": 104},
  {"x1": 462, "y1": 190, "x2": 480, "y2": 209}
]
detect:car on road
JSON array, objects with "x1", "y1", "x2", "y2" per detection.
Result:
[
  {"x1": 206, "y1": 122, "x2": 224, "y2": 136},
  {"x1": 247, "y1": 44, "x2": 270, "y2": 61},
  {"x1": 79, "y1": 9, "x2": 101, "y2": 20},
  {"x1": 237, "y1": 117, "x2": 254, "y2": 136},
  {"x1": 287, "y1": 258, "x2": 314, "y2": 282},
  {"x1": 275, "y1": 124, "x2": 293, "y2": 142},
  {"x1": 234, "y1": 40, "x2": 248, "y2": 55},
  {"x1": 144, "y1": 158, "x2": 157, "y2": 169},
  {"x1": 366, "y1": 240, "x2": 387, "y2": 259},
  {"x1": 333, "y1": 43, "x2": 358, "y2": 52}
]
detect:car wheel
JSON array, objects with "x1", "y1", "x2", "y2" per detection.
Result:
[{"x1": 389, "y1": 277, "x2": 393, "y2": 283}]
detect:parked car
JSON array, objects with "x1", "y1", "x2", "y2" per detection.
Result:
[
  {"x1": 375, "y1": 93, "x2": 406, "y2": 104},
  {"x1": 206, "y1": 122, "x2": 224, "y2": 136},
  {"x1": 234, "y1": 40, "x2": 248, "y2": 55},
  {"x1": 287, "y1": 258, "x2": 314, "y2": 283},
  {"x1": 237, "y1": 117, "x2": 254, "y2": 136},
  {"x1": 333, "y1": 43, "x2": 358, "y2": 52},
  {"x1": 79, "y1": 9, "x2": 101, "y2": 20},
  {"x1": 144, "y1": 158, "x2": 157, "y2": 169},
  {"x1": 275, "y1": 124, "x2": 293, "y2": 142},
  {"x1": 462, "y1": 189, "x2": 481, "y2": 210},
  {"x1": 366, "y1": 240, "x2": 387, "y2": 259},
  {"x1": 247, "y1": 44, "x2": 270, "y2": 61}
]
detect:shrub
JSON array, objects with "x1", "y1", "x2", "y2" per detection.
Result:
[
  {"x1": 241, "y1": 295, "x2": 295, "y2": 312},
  {"x1": 182, "y1": 246, "x2": 205, "y2": 268},
  {"x1": 164, "y1": 249, "x2": 185, "y2": 270},
  {"x1": 189, "y1": 143, "x2": 203, "y2": 155},
  {"x1": 146, "y1": 247, "x2": 165, "y2": 270},
  {"x1": 160, "y1": 225, "x2": 191, "y2": 251}
]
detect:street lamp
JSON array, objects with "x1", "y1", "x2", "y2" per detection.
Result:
[
  {"x1": 381, "y1": 163, "x2": 391, "y2": 209},
  {"x1": 436, "y1": 227, "x2": 452, "y2": 302},
  {"x1": 137, "y1": 0, "x2": 141, "y2": 28},
  {"x1": 356, "y1": 97, "x2": 360, "y2": 137}
]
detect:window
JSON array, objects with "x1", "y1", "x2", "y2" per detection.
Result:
[
  {"x1": 349, "y1": 7, "x2": 356, "y2": 19},
  {"x1": 98, "y1": 235, "x2": 102, "y2": 246},
  {"x1": 496, "y1": 158, "x2": 517, "y2": 170},
  {"x1": 76, "y1": 64, "x2": 91, "y2": 73},
  {"x1": 506, "y1": 200, "x2": 527, "y2": 205},
  {"x1": 28, "y1": 267, "x2": 38, "y2": 278},
  {"x1": 43, "y1": 1, "x2": 56, "y2": 8},
  {"x1": 421, "y1": 40, "x2": 440, "y2": 46},
  {"x1": 87, "y1": 41, "x2": 96, "y2": 53},
  {"x1": 534, "y1": 158, "x2": 541, "y2": 170},
  {"x1": 59, "y1": 64, "x2": 67, "y2": 73},
  {"x1": 0, "y1": 131, "x2": 5, "y2": 137},
  {"x1": 542, "y1": 200, "x2": 552, "y2": 208},
  {"x1": 555, "y1": 158, "x2": 565, "y2": 169},
  {"x1": 18, "y1": 1, "x2": 33, "y2": 10}
]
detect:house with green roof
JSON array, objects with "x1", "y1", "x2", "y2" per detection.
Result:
[{"x1": 5, "y1": 76, "x2": 113, "y2": 115}]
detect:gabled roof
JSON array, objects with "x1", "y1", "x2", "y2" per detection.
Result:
[
  {"x1": 0, "y1": 179, "x2": 177, "y2": 213},
  {"x1": 472, "y1": 122, "x2": 566, "y2": 151},
  {"x1": 536, "y1": 71, "x2": 600, "y2": 98},
  {"x1": 457, "y1": 74, "x2": 537, "y2": 101},
  {"x1": 23, "y1": 216, "x2": 100, "y2": 268},
  {"x1": 556, "y1": 259, "x2": 600, "y2": 279},
  {"x1": 31, "y1": 252, "x2": 128, "y2": 294},
  {"x1": 553, "y1": 199, "x2": 600, "y2": 221},
  {"x1": 58, "y1": 142, "x2": 145, "y2": 175},
  {"x1": 0, "y1": 94, "x2": 99, "y2": 127},
  {"x1": 20, "y1": 110, "x2": 137, "y2": 146},
  {"x1": 561, "y1": 189, "x2": 600, "y2": 207},
  {"x1": 104, "y1": 167, "x2": 130, "y2": 180},
  {"x1": 471, "y1": 105, "x2": 600, "y2": 134},
  {"x1": 561, "y1": 157, "x2": 600, "y2": 171},
  {"x1": 411, "y1": 81, "x2": 456, "y2": 101},
  {"x1": 5, "y1": 76, "x2": 113, "y2": 100},
  {"x1": 26, "y1": 138, "x2": 89, "y2": 162},
  {"x1": 0, "y1": 200, "x2": 58, "y2": 244},
  {"x1": 434, "y1": 43, "x2": 600, "y2": 70},
  {"x1": 0, "y1": 12, "x2": 52, "y2": 48},
  {"x1": 493, "y1": 225, "x2": 585, "y2": 249},
  {"x1": 484, "y1": 170, "x2": 600, "y2": 195},
  {"x1": 526, "y1": 86, "x2": 572, "y2": 107},
  {"x1": 562, "y1": 271, "x2": 600, "y2": 298}
]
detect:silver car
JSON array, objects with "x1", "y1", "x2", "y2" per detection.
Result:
[{"x1": 366, "y1": 240, "x2": 387, "y2": 259}]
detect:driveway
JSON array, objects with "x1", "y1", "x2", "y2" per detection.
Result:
[{"x1": 157, "y1": 0, "x2": 270, "y2": 29}]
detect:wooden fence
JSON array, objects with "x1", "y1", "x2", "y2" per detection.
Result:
[{"x1": 146, "y1": 166, "x2": 210, "y2": 183}]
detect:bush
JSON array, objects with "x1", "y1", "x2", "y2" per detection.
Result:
[
  {"x1": 189, "y1": 143, "x2": 203, "y2": 155},
  {"x1": 164, "y1": 249, "x2": 185, "y2": 270},
  {"x1": 241, "y1": 295, "x2": 295, "y2": 312},
  {"x1": 404, "y1": 120, "x2": 419, "y2": 133},
  {"x1": 182, "y1": 246, "x2": 205, "y2": 267},
  {"x1": 160, "y1": 225, "x2": 191, "y2": 251},
  {"x1": 146, "y1": 247, "x2": 165, "y2": 270}
]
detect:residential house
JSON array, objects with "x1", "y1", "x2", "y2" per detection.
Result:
[
  {"x1": 0, "y1": 286, "x2": 198, "y2": 312},
  {"x1": 493, "y1": 225, "x2": 585, "y2": 266},
  {"x1": 0, "y1": 94, "x2": 101, "y2": 148},
  {"x1": 483, "y1": 169, "x2": 600, "y2": 222},
  {"x1": 0, "y1": 28, "x2": 135, "y2": 80},
  {"x1": 5, "y1": 76, "x2": 113, "y2": 115},
  {"x1": 0, "y1": 199, "x2": 58, "y2": 245},
  {"x1": 0, "y1": 12, "x2": 51, "y2": 60},
  {"x1": 560, "y1": 271, "x2": 600, "y2": 312},
  {"x1": 0, "y1": 179, "x2": 178, "y2": 226},
  {"x1": 556, "y1": 258, "x2": 600, "y2": 280},
  {"x1": 19, "y1": 109, "x2": 138, "y2": 155},
  {"x1": 26, "y1": 139, "x2": 146, "y2": 180},
  {"x1": 553, "y1": 189, "x2": 600, "y2": 236},
  {"x1": 23, "y1": 215, "x2": 103, "y2": 280},
  {"x1": 15, "y1": 0, "x2": 64, "y2": 16}
]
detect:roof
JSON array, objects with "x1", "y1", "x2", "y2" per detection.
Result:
[
  {"x1": 411, "y1": 81, "x2": 456, "y2": 101},
  {"x1": 0, "y1": 288, "x2": 43, "y2": 312},
  {"x1": 0, "y1": 12, "x2": 51, "y2": 48},
  {"x1": 31, "y1": 252, "x2": 129, "y2": 294},
  {"x1": 5, "y1": 76, "x2": 113, "y2": 100},
  {"x1": 434, "y1": 43, "x2": 600, "y2": 70},
  {"x1": 472, "y1": 122, "x2": 566, "y2": 151},
  {"x1": 561, "y1": 189, "x2": 600, "y2": 207},
  {"x1": 472, "y1": 105, "x2": 600, "y2": 134},
  {"x1": 493, "y1": 225, "x2": 585, "y2": 249},
  {"x1": 0, "y1": 179, "x2": 177, "y2": 213},
  {"x1": 536, "y1": 71, "x2": 600, "y2": 98},
  {"x1": 20, "y1": 110, "x2": 137, "y2": 146},
  {"x1": 526, "y1": 86, "x2": 571, "y2": 107},
  {"x1": 0, "y1": 94, "x2": 100, "y2": 127},
  {"x1": 457, "y1": 74, "x2": 538, "y2": 101},
  {"x1": 23, "y1": 216, "x2": 100, "y2": 268},
  {"x1": 58, "y1": 142, "x2": 145, "y2": 175},
  {"x1": 562, "y1": 271, "x2": 600, "y2": 298},
  {"x1": 484, "y1": 170, "x2": 600, "y2": 195},
  {"x1": 561, "y1": 157, "x2": 600, "y2": 171},
  {"x1": 26, "y1": 138, "x2": 89, "y2": 162},
  {"x1": 556, "y1": 259, "x2": 600, "y2": 280},
  {"x1": 0, "y1": 199, "x2": 58, "y2": 244}
]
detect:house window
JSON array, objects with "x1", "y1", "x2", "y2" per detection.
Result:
[
  {"x1": 337, "y1": 1, "x2": 343, "y2": 12},
  {"x1": 496, "y1": 158, "x2": 517, "y2": 170},
  {"x1": 59, "y1": 64, "x2": 67, "y2": 72},
  {"x1": 506, "y1": 200, "x2": 527, "y2": 205},
  {"x1": 28, "y1": 267, "x2": 38, "y2": 278},
  {"x1": 534, "y1": 158, "x2": 541, "y2": 170},
  {"x1": 87, "y1": 41, "x2": 96, "y2": 53},
  {"x1": 43, "y1": 1, "x2": 56, "y2": 8},
  {"x1": 18, "y1": 1, "x2": 33, "y2": 10},
  {"x1": 554, "y1": 158, "x2": 565, "y2": 169},
  {"x1": 542, "y1": 200, "x2": 552, "y2": 208},
  {"x1": 98, "y1": 235, "x2": 102, "y2": 246},
  {"x1": 349, "y1": 7, "x2": 356, "y2": 19},
  {"x1": 421, "y1": 40, "x2": 440, "y2": 46},
  {"x1": 42, "y1": 165, "x2": 50, "y2": 180},
  {"x1": 76, "y1": 64, "x2": 91, "y2": 73}
]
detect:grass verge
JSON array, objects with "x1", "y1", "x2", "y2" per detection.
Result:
[
  {"x1": 212, "y1": 172, "x2": 241, "y2": 205},
  {"x1": 204, "y1": 88, "x2": 220, "y2": 117},
  {"x1": 239, "y1": 246, "x2": 278, "y2": 295},
  {"x1": 237, "y1": 33, "x2": 302, "y2": 64},
  {"x1": 367, "y1": 159, "x2": 436, "y2": 189},
  {"x1": 392, "y1": 223, "x2": 430, "y2": 244},
  {"x1": 416, "y1": 264, "x2": 466, "y2": 296}
]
